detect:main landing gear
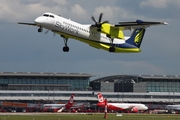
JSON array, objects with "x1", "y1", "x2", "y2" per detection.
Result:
[
  {"x1": 61, "y1": 35, "x2": 69, "y2": 52},
  {"x1": 106, "y1": 34, "x2": 115, "y2": 52}
]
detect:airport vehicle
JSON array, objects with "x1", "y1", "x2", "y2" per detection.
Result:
[
  {"x1": 97, "y1": 92, "x2": 148, "y2": 113},
  {"x1": 42, "y1": 94, "x2": 74, "y2": 112},
  {"x1": 18, "y1": 12, "x2": 167, "y2": 53}
]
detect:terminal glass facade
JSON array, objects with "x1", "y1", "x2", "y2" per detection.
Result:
[
  {"x1": 0, "y1": 72, "x2": 92, "y2": 91},
  {"x1": 147, "y1": 82, "x2": 180, "y2": 92},
  {"x1": 136, "y1": 76, "x2": 180, "y2": 92},
  {"x1": 90, "y1": 75, "x2": 180, "y2": 92}
]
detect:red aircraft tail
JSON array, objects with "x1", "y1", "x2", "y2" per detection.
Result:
[
  {"x1": 97, "y1": 92, "x2": 107, "y2": 108},
  {"x1": 65, "y1": 93, "x2": 74, "y2": 109},
  {"x1": 57, "y1": 94, "x2": 74, "y2": 112},
  {"x1": 97, "y1": 92, "x2": 105, "y2": 103}
]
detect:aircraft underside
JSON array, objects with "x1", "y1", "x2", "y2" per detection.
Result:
[{"x1": 52, "y1": 30, "x2": 141, "y2": 53}]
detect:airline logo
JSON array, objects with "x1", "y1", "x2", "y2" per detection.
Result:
[
  {"x1": 69, "y1": 95, "x2": 74, "y2": 104},
  {"x1": 134, "y1": 29, "x2": 144, "y2": 45},
  {"x1": 98, "y1": 93, "x2": 104, "y2": 103}
]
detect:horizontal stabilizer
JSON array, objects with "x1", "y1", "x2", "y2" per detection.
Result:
[
  {"x1": 118, "y1": 20, "x2": 168, "y2": 25},
  {"x1": 115, "y1": 20, "x2": 168, "y2": 30}
]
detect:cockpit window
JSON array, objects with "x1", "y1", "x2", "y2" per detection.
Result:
[
  {"x1": 49, "y1": 15, "x2": 54, "y2": 18},
  {"x1": 43, "y1": 14, "x2": 55, "y2": 18},
  {"x1": 43, "y1": 14, "x2": 49, "y2": 17}
]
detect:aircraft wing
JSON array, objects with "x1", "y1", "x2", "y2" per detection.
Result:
[
  {"x1": 18, "y1": 22, "x2": 38, "y2": 26},
  {"x1": 114, "y1": 20, "x2": 168, "y2": 30}
]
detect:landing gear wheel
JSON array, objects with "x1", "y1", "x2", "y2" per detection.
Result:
[
  {"x1": 38, "y1": 28, "x2": 43, "y2": 32},
  {"x1": 63, "y1": 46, "x2": 69, "y2": 52},
  {"x1": 61, "y1": 35, "x2": 70, "y2": 52},
  {"x1": 109, "y1": 46, "x2": 115, "y2": 52}
]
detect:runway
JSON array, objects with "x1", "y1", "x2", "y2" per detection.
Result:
[{"x1": 0, "y1": 112, "x2": 91, "y2": 115}]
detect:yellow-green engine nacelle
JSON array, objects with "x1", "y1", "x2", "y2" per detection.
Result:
[{"x1": 101, "y1": 23, "x2": 124, "y2": 39}]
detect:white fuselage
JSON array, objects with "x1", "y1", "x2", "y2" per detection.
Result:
[
  {"x1": 34, "y1": 12, "x2": 128, "y2": 45},
  {"x1": 108, "y1": 103, "x2": 148, "y2": 111},
  {"x1": 43, "y1": 104, "x2": 65, "y2": 109},
  {"x1": 166, "y1": 105, "x2": 180, "y2": 111}
]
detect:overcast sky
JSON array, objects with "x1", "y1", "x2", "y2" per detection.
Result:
[{"x1": 0, "y1": 0, "x2": 180, "y2": 80}]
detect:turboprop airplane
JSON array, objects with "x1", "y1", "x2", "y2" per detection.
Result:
[
  {"x1": 97, "y1": 93, "x2": 148, "y2": 113},
  {"x1": 18, "y1": 12, "x2": 168, "y2": 53}
]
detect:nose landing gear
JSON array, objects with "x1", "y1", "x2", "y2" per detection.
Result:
[{"x1": 38, "y1": 26, "x2": 43, "y2": 32}]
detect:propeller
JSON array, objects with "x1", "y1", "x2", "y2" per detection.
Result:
[
  {"x1": 44, "y1": 29, "x2": 49, "y2": 34},
  {"x1": 44, "y1": 29, "x2": 56, "y2": 37},
  {"x1": 91, "y1": 13, "x2": 109, "y2": 28}
]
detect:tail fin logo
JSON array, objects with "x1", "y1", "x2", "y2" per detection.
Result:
[
  {"x1": 134, "y1": 29, "x2": 144, "y2": 45},
  {"x1": 98, "y1": 93, "x2": 104, "y2": 102},
  {"x1": 69, "y1": 95, "x2": 74, "y2": 104}
]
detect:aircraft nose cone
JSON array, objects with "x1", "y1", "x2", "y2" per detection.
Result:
[{"x1": 34, "y1": 17, "x2": 43, "y2": 25}]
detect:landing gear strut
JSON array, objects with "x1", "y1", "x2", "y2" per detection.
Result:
[
  {"x1": 61, "y1": 35, "x2": 69, "y2": 52},
  {"x1": 106, "y1": 34, "x2": 115, "y2": 52}
]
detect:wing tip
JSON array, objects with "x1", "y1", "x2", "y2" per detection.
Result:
[{"x1": 162, "y1": 22, "x2": 168, "y2": 25}]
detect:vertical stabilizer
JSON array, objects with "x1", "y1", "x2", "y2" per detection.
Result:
[
  {"x1": 97, "y1": 92, "x2": 105, "y2": 103},
  {"x1": 57, "y1": 94, "x2": 74, "y2": 112},
  {"x1": 126, "y1": 28, "x2": 146, "y2": 48},
  {"x1": 65, "y1": 93, "x2": 74, "y2": 109}
]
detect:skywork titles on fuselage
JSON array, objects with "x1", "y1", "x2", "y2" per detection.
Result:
[
  {"x1": 54, "y1": 19, "x2": 112, "y2": 42},
  {"x1": 55, "y1": 21, "x2": 79, "y2": 35},
  {"x1": 54, "y1": 20, "x2": 113, "y2": 43}
]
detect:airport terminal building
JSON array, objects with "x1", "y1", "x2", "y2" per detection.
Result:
[
  {"x1": 0, "y1": 72, "x2": 180, "y2": 111},
  {"x1": 1, "y1": 72, "x2": 180, "y2": 93},
  {"x1": 0, "y1": 72, "x2": 92, "y2": 91},
  {"x1": 90, "y1": 75, "x2": 180, "y2": 92}
]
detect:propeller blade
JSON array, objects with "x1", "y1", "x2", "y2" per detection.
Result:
[
  {"x1": 99, "y1": 13, "x2": 103, "y2": 23},
  {"x1": 44, "y1": 30, "x2": 49, "y2": 34},
  {"x1": 91, "y1": 16, "x2": 97, "y2": 23},
  {"x1": 91, "y1": 13, "x2": 109, "y2": 28}
]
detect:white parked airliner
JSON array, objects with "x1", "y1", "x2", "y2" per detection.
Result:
[
  {"x1": 18, "y1": 12, "x2": 167, "y2": 53},
  {"x1": 97, "y1": 93, "x2": 148, "y2": 113}
]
